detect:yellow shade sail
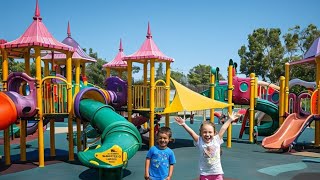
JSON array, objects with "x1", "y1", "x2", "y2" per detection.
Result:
[{"x1": 163, "y1": 78, "x2": 232, "y2": 114}]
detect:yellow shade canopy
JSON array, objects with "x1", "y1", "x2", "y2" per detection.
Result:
[{"x1": 163, "y1": 78, "x2": 232, "y2": 114}]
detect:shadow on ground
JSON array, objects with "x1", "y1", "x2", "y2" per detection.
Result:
[
  {"x1": 291, "y1": 172, "x2": 320, "y2": 180},
  {"x1": 79, "y1": 168, "x2": 132, "y2": 180},
  {"x1": 0, "y1": 148, "x2": 80, "y2": 175}
]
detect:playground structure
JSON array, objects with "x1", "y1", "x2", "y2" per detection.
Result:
[
  {"x1": 0, "y1": 1, "x2": 141, "y2": 179},
  {"x1": 1, "y1": 1, "x2": 320, "y2": 180},
  {"x1": 201, "y1": 61, "x2": 280, "y2": 141},
  {"x1": 262, "y1": 37, "x2": 320, "y2": 151},
  {"x1": 0, "y1": 1, "x2": 231, "y2": 179},
  {"x1": 203, "y1": 50, "x2": 320, "y2": 147}
]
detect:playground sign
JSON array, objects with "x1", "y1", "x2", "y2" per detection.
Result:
[{"x1": 95, "y1": 145, "x2": 128, "y2": 166}]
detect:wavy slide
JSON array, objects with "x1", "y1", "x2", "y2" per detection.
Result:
[
  {"x1": 262, "y1": 113, "x2": 314, "y2": 150},
  {"x1": 239, "y1": 98, "x2": 279, "y2": 137},
  {"x1": 74, "y1": 88, "x2": 142, "y2": 179},
  {"x1": 255, "y1": 99, "x2": 279, "y2": 135}
]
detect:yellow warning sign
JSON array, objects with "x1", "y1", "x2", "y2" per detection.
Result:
[{"x1": 95, "y1": 145, "x2": 128, "y2": 166}]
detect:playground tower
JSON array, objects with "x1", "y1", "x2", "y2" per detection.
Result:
[{"x1": 122, "y1": 22, "x2": 174, "y2": 147}]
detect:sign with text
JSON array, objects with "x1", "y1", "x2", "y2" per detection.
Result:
[{"x1": 95, "y1": 145, "x2": 127, "y2": 166}]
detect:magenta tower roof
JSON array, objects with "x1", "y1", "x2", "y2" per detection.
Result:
[
  {"x1": 123, "y1": 22, "x2": 174, "y2": 62},
  {"x1": 1, "y1": 0, "x2": 73, "y2": 53},
  {"x1": 0, "y1": 39, "x2": 7, "y2": 44},
  {"x1": 103, "y1": 39, "x2": 127, "y2": 69},
  {"x1": 42, "y1": 22, "x2": 96, "y2": 63}
]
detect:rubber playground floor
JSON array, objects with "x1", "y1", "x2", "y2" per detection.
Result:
[{"x1": 1, "y1": 116, "x2": 320, "y2": 180}]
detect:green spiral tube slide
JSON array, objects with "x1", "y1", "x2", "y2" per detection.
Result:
[{"x1": 74, "y1": 88, "x2": 142, "y2": 179}]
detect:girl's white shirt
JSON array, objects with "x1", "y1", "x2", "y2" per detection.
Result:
[{"x1": 195, "y1": 135, "x2": 224, "y2": 175}]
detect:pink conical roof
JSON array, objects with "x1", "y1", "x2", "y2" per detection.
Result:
[
  {"x1": 103, "y1": 39, "x2": 127, "y2": 69},
  {"x1": 1, "y1": 0, "x2": 73, "y2": 52},
  {"x1": 42, "y1": 21, "x2": 96, "y2": 63},
  {"x1": 0, "y1": 39, "x2": 7, "y2": 44},
  {"x1": 123, "y1": 22, "x2": 174, "y2": 62}
]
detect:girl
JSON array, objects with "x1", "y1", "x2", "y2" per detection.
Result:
[{"x1": 174, "y1": 112, "x2": 238, "y2": 180}]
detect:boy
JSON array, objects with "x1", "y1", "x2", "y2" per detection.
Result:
[{"x1": 145, "y1": 127, "x2": 176, "y2": 180}]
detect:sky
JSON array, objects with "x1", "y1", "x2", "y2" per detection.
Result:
[{"x1": 1, "y1": 0, "x2": 320, "y2": 80}]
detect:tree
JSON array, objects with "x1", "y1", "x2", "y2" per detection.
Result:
[
  {"x1": 86, "y1": 59, "x2": 107, "y2": 88},
  {"x1": 239, "y1": 25, "x2": 320, "y2": 84},
  {"x1": 156, "y1": 63, "x2": 164, "y2": 80},
  {"x1": 84, "y1": 48, "x2": 107, "y2": 88},
  {"x1": 238, "y1": 28, "x2": 285, "y2": 83},
  {"x1": 217, "y1": 72, "x2": 225, "y2": 81},
  {"x1": 171, "y1": 70, "x2": 187, "y2": 85},
  {"x1": 0, "y1": 56, "x2": 37, "y2": 81},
  {"x1": 187, "y1": 64, "x2": 211, "y2": 86},
  {"x1": 83, "y1": 48, "x2": 141, "y2": 87},
  {"x1": 283, "y1": 24, "x2": 320, "y2": 83}
]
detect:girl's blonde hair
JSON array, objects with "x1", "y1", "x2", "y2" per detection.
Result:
[{"x1": 199, "y1": 121, "x2": 216, "y2": 133}]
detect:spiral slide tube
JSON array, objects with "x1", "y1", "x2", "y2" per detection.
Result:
[{"x1": 74, "y1": 87, "x2": 141, "y2": 179}]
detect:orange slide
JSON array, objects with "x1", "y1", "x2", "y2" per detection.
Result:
[
  {"x1": 262, "y1": 113, "x2": 314, "y2": 150},
  {"x1": 0, "y1": 92, "x2": 18, "y2": 130}
]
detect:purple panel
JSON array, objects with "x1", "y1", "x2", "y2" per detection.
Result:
[
  {"x1": 297, "y1": 93, "x2": 311, "y2": 117},
  {"x1": 289, "y1": 93, "x2": 297, "y2": 113},
  {"x1": 4, "y1": 91, "x2": 37, "y2": 118},
  {"x1": 51, "y1": 74, "x2": 66, "y2": 83},
  {"x1": 104, "y1": 77, "x2": 128, "y2": 108},
  {"x1": 74, "y1": 87, "x2": 107, "y2": 119},
  {"x1": 6, "y1": 72, "x2": 37, "y2": 118},
  {"x1": 304, "y1": 37, "x2": 320, "y2": 59}
]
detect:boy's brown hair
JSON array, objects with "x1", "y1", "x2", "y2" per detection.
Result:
[{"x1": 157, "y1": 126, "x2": 172, "y2": 138}]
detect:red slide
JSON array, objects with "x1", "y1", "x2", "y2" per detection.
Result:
[
  {"x1": 262, "y1": 113, "x2": 314, "y2": 150},
  {"x1": 0, "y1": 92, "x2": 18, "y2": 130}
]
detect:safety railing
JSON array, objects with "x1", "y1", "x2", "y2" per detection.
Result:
[
  {"x1": 132, "y1": 80, "x2": 167, "y2": 110},
  {"x1": 41, "y1": 76, "x2": 70, "y2": 115}
]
